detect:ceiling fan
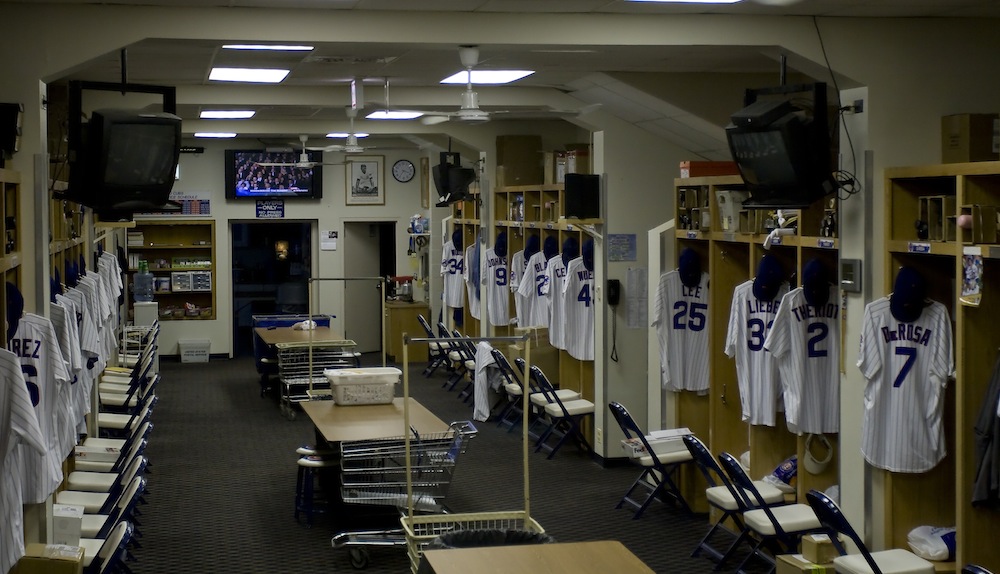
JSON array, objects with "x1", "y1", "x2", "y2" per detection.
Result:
[
  {"x1": 255, "y1": 135, "x2": 332, "y2": 168},
  {"x1": 418, "y1": 45, "x2": 600, "y2": 125},
  {"x1": 304, "y1": 107, "x2": 377, "y2": 154}
]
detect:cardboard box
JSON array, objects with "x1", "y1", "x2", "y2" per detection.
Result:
[
  {"x1": 801, "y1": 534, "x2": 840, "y2": 565},
  {"x1": 776, "y1": 554, "x2": 835, "y2": 574},
  {"x1": 51, "y1": 504, "x2": 84, "y2": 546},
  {"x1": 496, "y1": 135, "x2": 543, "y2": 185},
  {"x1": 565, "y1": 145, "x2": 590, "y2": 175},
  {"x1": 543, "y1": 151, "x2": 568, "y2": 184},
  {"x1": 74, "y1": 445, "x2": 121, "y2": 463},
  {"x1": 716, "y1": 189, "x2": 750, "y2": 232},
  {"x1": 680, "y1": 160, "x2": 740, "y2": 178},
  {"x1": 14, "y1": 544, "x2": 84, "y2": 574},
  {"x1": 941, "y1": 113, "x2": 999, "y2": 163}
]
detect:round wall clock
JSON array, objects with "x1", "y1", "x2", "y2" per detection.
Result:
[{"x1": 392, "y1": 159, "x2": 416, "y2": 183}]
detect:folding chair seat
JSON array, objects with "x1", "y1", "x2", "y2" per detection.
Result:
[
  {"x1": 437, "y1": 323, "x2": 471, "y2": 391},
  {"x1": 98, "y1": 392, "x2": 158, "y2": 439},
  {"x1": 609, "y1": 401, "x2": 692, "y2": 519},
  {"x1": 683, "y1": 435, "x2": 785, "y2": 569},
  {"x1": 67, "y1": 446, "x2": 147, "y2": 492},
  {"x1": 490, "y1": 349, "x2": 525, "y2": 430},
  {"x1": 806, "y1": 489, "x2": 935, "y2": 574},
  {"x1": 417, "y1": 314, "x2": 449, "y2": 377},
  {"x1": 98, "y1": 372, "x2": 159, "y2": 418},
  {"x1": 79, "y1": 520, "x2": 135, "y2": 574},
  {"x1": 56, "y1": 455, "x2": 148, "y2": 514},
  {"x1": 530, "y1": 367, "x2": 593, "y2": 459},
  {"x1": 76, "y1": 422, "x2": 153, "y2": 472},
  {"x1": 718, "y1": 452, "x2": 822, "y2": 574},
  {"x1": 518, "y1": 361, "x2": 584, "y2": 444},
  {"x1": 80, "y1": 476, "x2": 146, "y2": 538}
]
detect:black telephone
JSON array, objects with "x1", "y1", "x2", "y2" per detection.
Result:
[{"x1": 607, "y1": 279, "x2": 621, "y2": 306}]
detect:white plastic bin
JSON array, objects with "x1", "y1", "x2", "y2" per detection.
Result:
[
  {"x1": 179, "y1": 339, "x2": 211, "y2": 363},
  {"x1": 324, "y1": 367, "x2": 401, "y2": 405}
]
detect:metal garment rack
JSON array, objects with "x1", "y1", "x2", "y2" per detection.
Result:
[
  {"x1": 400, "y1": 333, "x2": 543, "y2": 573},
  {"x1": 302, "y1": 276, "x2": 386, "y2": 397}
]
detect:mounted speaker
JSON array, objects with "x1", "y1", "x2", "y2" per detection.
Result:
[
  {"x1": 564, "y1": 173, "x2": 601, "y2": 219},
  {"x1": 0, "y1": 102, "x2": 24, "y2": 161}
]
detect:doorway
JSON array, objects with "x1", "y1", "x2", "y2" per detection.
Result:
[
  {"x1": 231, "y1": 221, "x2": 312, "y2": 357},
  {"x1": 343, "y1": 221, "x2": 396, "y2": 353}
]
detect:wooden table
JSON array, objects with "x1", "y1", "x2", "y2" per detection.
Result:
[
  {"x1": 254, "y1": 326, "x2": 351, "y2": 347},
  {"x1": 419, "y1": 540, "x2": 654, "y2": 574},
  {"x1": 301, "y1": 397, "x2": 447, "y2": 443}
]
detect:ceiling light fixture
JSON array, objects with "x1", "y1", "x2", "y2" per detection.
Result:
[
  {"x1": 627, "y1": 0, "x2": 742, "y2": 3},
  {"x1": 222, "y1": 44, "x2": 314, "y2": 51},
  {"x1": 327, "y1": 132, "x2": 369, "y2": 138},
  {"x1": 441, "y1": 70, "x2": 534, "y2": 85},
  {"x1": 200, "y1": 110, "x2": 256, "y2": 119},
  {"x1": 194, "y1": 132, "x2": 237, "y2": 138},
  {"x1": 209, "y1": 67, "x2": 289, "y2": 83},
  {"x1": 366, "y1": 110, "x2": 423, "y2": 120}
]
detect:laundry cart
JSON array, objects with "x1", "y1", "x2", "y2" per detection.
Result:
[
  {"x1": 331, "y1": 421, "x2": 478, "y2": 569},
  {"x1": 275, "y1": 340, "x2": 359, "y2": 419}
]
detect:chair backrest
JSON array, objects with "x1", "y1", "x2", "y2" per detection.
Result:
[
  {"x1": 513, "y1": 357, "x2": 527, "y2": 376},
  {"x1": 416, "y1": 314, "x2": 436, "y2": 338},
  {"x1": 962, "y1": 566, "x2": 995, "y2": 574},
  {"x1": 718, "y1": 452, "x2": 790, "y2": 537},
  {"x1": 97, "y1": 476, "x2": 145, "y2": 538},
  {"x1": 805, "y1": 489, "x2": 882, "y2": 574},
  {"x1": 94, "y1": 520, "x2": 134, "y2": 574},
  {"x1": 490, "y1": 349, "x2": 521, "y2": 388},
  {"x1": 608, "y1": 401, "x2": 656, "y2": 450},
  {"x1": 450, "y1": 330, "x2": 475, "y2": 358},
  {"x1": 682, "y1": 434, "x2": 724, "y2": 489},
  {"x1": 110, "y1": 431, "x2": 150, "y2": 473}
]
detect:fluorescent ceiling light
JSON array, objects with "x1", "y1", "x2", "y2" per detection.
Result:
[
  {"x1": 222, "y1": 44, "x2": 314, "y2": 51},
  {"x1": 441, "y1": 70, "x2": 534, "y2": 85},
  {"x1": 327, "y1": 132, "x2": 369, "y2": 138},
  {"x1": 366, "y1": 110, "x2": 423, "y2": 120},
  {"x1": 194, "y1": 132, "x2": 237, "y2": 138},
  {"x1": 200, "y1": 110, "x2": 256, "y2": 119},
  {"x1": 209, "y1": 67, "x2": 289, "y2": 83},
  {"x1": 627, "y1": 0, "x2": 741, "y2": 3}
]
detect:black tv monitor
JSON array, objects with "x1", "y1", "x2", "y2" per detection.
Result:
[
  {"x1": 225, "y1": 150, "x2": 323, "y2": 199},
  {"x1": 65, "y1": 108, "x2": 182, "y2": 219},
  {"x1": 433, "y1": 151, "x2": 476, "y2": 207},
  {"x1": 725, "y1": 83, "x2": 838, "y2": 209}
]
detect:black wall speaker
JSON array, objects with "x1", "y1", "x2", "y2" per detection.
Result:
[
  {"x1": 0, "y1": 103, "x2": 24, "y2": 158},
  {"x1": 564, "y1": 173, "x2": 601, "y2": 219}
]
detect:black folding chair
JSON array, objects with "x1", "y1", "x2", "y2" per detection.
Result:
[{"x1": 417, "y1": 314, "x2": 448, "y2": 377}]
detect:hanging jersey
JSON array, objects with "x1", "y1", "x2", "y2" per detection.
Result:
[
  {"x1": 517, "y1": 251, "x2": 551, "y2": 328},
  {"x1": 765, "y1": 286, "x2": 841, "y2": 434},
  {"x1": 858, "y1": 297, "x2": 954, "y2": 472},
  {"x1": 483, "y1": 247, "x2": 511, "y2": 327},
  {"x1": 724, "y1": 279, "x2": 789, "y2": 426},
  {"x1": 50, "y1": 303, "x2": 83, "y2": 457},
  {"x1": 562, "y1": 257, "x2": 595, "y2": 361},
  {"x1": 463, "y1": 245, "x2": 481, "y2": 320},
  {"x1": 13, "y1": 313, "x2": 72, "y2": 503},
  {"x1": 0, "y1": 349, "x2": 45, "y2": 574},
  {"x1": 543, "y1": 256, "x2": 570, "y2": 350},
  {"x1": 651, "y1": 270, "x2": 710, "y2": 393},
  {"x1": 509, "y1": 250, "x2": 527, "y2": 326},
  {"x1": 440, "y1": 240, "x2": 465, "y2": 308}
]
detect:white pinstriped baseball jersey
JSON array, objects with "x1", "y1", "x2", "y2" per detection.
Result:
[
  {"x1": 13, "y1": 313, "x2": 72, "y2": 503},
  {"x1": 0, "y1": 348, "x2": 45, "y2": 574},
  {"x1": 60, "y1": 291, "x2": 101, "y2": 407},
  {"x1": 765, "y1": 286, "x2": 840, "y2": 434},
  {"x1": 724, "y1": 279, "x2": 789, "y2": 426},
  {"x1": 858, "y1": 296, "x2": 954, "y2": 472},
  {"x1": 472, "y1": 342, "x2": 496, "y2": 422},
  {"x1": 482, "y1": 247, "x2": 511, "y2": 327},
  {"x1": 516, "y1": 251, "x2": 551, "y2": 328},
  {"x1": 463, "y1": 245, "x2": 481, "y2": 320},
  {"x1": 651, "y1": 270, "x2": 710, "y2": 393},
  {"x1": 50, "y1": 303, "x2": 84, "y2": 458},
  {"x1": 561, "y1": 257, "x2": 595, "y2": 361},
  {"x1": 440, "y1": 240, "x2": 465, "y2": 308},
  {"x1": 543, "y1": 256, "x2": 570, "y2": 350},
  {"x1": 509, "y1": 250, "x2": 528, "y2": 326}
]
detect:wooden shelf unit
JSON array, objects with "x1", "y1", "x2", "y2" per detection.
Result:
[
  {"x1": 671, "y1": 175, "x2": 841, "y2": 512},
  {"x1": 127, "y1": 219, "x2": 216, "y2": 321},
  {"x1": 882, "y1": 161, "x2": 1000, "y2": 568}
]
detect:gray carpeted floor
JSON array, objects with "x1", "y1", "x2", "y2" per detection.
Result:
[{"x1": 129, "y1": 355, "x2": 752, "y2": 573}]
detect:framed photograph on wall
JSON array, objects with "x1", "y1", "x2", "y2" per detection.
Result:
[
  {"x1": 346, "y1": 156, "x2": 384, "y2": 205},
  {"x1": 420, "y1": 156, "x2": 430, "y2": 209}
]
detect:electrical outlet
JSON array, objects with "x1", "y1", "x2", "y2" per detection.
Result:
[
  {"x1": 852, "y1": 99, "x2": 864, "y2": 113},
  {"x1": 596, "y1": 427, "x2": 603, "y2": 445}
]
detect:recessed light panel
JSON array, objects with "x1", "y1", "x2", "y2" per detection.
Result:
[
  {"x1": 627, "y1": 0, "x2": 741, "y2": 3},
  {"x1": 327, "y1": 132, "x2": 369, "y2": 138},
  {"x1": 222, "y1": 44, "x2": 314, "y2": 51},
  {"x1": 366, "y1": 111, "x2": 423, "y2": 120},
  {"x1": 200, "y1": 110, "x2": 256, "y2": 119},
  {"x1": 194, "y1": 132, "x2": 238, "y2": 138},
  {"x1": 209, "y1": 67, "x2": 289, "y2": 83},
  {"x1": 441, "y1": 70, "x2": 534, "y2": 85}
]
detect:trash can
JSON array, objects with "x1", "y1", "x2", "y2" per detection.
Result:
[{"x1": 427, "y1": 529, "x2": 555, "y2": 550}]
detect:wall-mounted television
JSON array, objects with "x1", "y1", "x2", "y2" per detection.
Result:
[
  {"x1": 725, "y1": 82, "x2": 838, "y2": 209},
  {"x1": 225, "y1": 150, "x2": 323, "y2": 200},
  {"x1": 433, "y1": 151, "x2": 476, "y2": 207}
]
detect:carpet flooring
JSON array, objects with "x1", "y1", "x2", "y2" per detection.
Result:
[{"x1": 128, "y1": 355, "x2": 758, "y2": 573}]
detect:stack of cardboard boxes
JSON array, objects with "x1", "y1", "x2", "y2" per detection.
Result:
[{"x1": 776, "y1": 534, "x2": 841, "y2": 574}]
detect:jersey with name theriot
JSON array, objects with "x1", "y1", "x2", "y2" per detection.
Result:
[
  {"x1": 652, "y1": 270, "x2": 710, "y2": 393},
  {"x1": 13, "y1": 313, "x2": 72, "y2": 504},
  {"x1": 463, "y1": 245, "x2": 481, "y2": 320},
  {"x1": 482, "y1": 247, "x2": 511, "y2": 326},
  {"x1": 765, "y1": 285, "x2": 840, "y2": 434},
  {"x1": 725, "y1": 279, "x2": 789, "y2": 426},
  {"x1": 516, "y1": 250, "x2": 551, "y2": 328},
  {"x1": 858, "y1": 297, "x2": 954, "y2": 472},
  {"x1": 440, "y1": 240, "x2": 465, "y2": 308},
  {"x1": 562, "y1": 257, "x2": 595, "y2": 361},
  {"x1": 543, "y1": 256, "x2": 570, "y2": 350}
]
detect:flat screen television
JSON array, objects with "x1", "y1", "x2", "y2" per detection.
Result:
[
  {"x1": 65, "y1": 108, "x2": 182, "y2": 219},
  {"x1": 225, "y1": 150, "x2": 323, "y2": 199},
  {"x1": 433, "y1": 151, "x2": 476, "y2": 207},
  {"x1": 725, "y1": 83, "x2": 838, "y2": 209}
]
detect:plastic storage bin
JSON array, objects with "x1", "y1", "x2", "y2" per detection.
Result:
[
  {"x1": 324, "y1": 367, "x2": 401, "y2": 405},
  {"x1": 179, "y1": 339, "x2": 211, "y2": 363}
]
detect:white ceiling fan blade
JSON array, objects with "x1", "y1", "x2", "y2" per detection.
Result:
[{"x1": 420, "y1": 115, "x2": 452, "y2": 125}]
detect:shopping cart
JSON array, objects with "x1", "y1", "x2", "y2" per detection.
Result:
[
  {"x1": 276, "y1": 340, "x2": 359, "y2": 420},
  {"x1": 331, "y1": 421, "x2": 478, "y2": 569}
]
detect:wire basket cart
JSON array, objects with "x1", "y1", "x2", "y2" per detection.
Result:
[
  {"x1": 276, "y1": 340, "x2": 359, "y2": 420},
  {"x1": 399, "y1": 333, "x2": 544, "y2": 574},
  {"x1": 332, "y1": 421, "x2": 478, "y2": 568}
]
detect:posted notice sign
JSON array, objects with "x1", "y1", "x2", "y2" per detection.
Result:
[{"x1": 256, "y1": 199, "x2": 284, "y2": 219}]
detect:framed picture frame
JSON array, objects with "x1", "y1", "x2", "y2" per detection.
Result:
[
  {"x1": 420, "y1": 156, "x2": 430, "y2": 209},
  {"x1": 346, "y1": 156, "x2": 384, "y2": 205}
]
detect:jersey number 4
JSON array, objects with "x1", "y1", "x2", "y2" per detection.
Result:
[
  {"x1": 673, "y1": 301, "x2": 707, "y2": 331},
  {"x1": 577, "y1": 284, "x2": 592, "y2": 307}
]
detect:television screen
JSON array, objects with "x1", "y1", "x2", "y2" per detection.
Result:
[
  {"x1": 225, "y1": 150, "x2": 323, "y2": 199},
  {"x1": 64, "y1": 108, "x2": 182, "y2": 218},
  {"x1": 433, "y1": 151, "x2": 475, "y2": 207}
]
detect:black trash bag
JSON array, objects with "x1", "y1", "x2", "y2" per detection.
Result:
[{"x1": 428, "y1": 529, "x2": 555, "y2": 550}]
